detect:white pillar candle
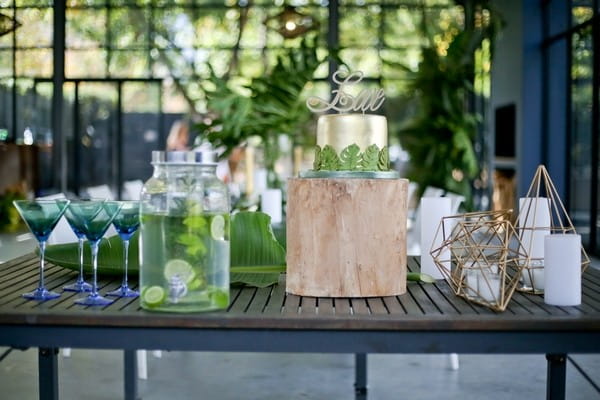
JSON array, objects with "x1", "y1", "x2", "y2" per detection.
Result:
[
  {"x1": 420, "y1": 197, "x2": 452, "y2": 279},
  {"x1": 478, "y1": 271, "x2": 501, "y2": 304},
  {"x1": 261, "y1": 189, "x2": 283, "y2": 224},
  {"x1": 519, "y1": 197, "x2": 551, "y2": 258},
  {"x1": 254, "y1": 168, "x2": 268, "y2": 197},
  {"x1": 544, "y1": 234, "x2": 581, "y2": 306}
]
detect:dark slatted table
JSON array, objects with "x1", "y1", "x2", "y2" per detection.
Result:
[{"x1": 1, "y1": 253, "x2": 600, "y2": 400}]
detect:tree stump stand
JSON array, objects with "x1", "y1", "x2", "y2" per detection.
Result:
[{"x1": 286, "y1": 177, "x2": 408, "y2": 297}]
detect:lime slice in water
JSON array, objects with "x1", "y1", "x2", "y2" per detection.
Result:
[
  {"x1": 164, "y1": 259, "x2": 195, "y2": 284},
  {"x1": 210, "y1": 215, "x2": 226, "y2": 240},
  {"x1": 142, "y1": 286, "x2": 166, "y2": 307}
]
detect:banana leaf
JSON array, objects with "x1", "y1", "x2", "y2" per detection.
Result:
[{"x1": 43, "y1": 211, "x2": 286, "y2": 288}]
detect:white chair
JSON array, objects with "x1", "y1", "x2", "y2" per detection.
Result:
[
  {"x1": 123, "y1": 180, "x2": 144, "y2": 201},
  {"x1": 84, "y1": 184, "x2": 115, "y2": 200}
]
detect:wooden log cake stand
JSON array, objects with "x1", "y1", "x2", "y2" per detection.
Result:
[{"x1": 286, "y1": 177, "x2": 408, "y2": 297}]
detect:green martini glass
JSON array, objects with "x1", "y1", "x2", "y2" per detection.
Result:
[
  {"x1": 13, "y1": 199, "x2": 70, "y2": 301},
  {"x1": 68, "y1": 200, "x2": 122, "y2": 306},
  {"x1": 106, "y1": 201, "x2": 140, "y2": 298},
  {"x1": 62, "y1": 199, "x2": 104, "y2": 292}
]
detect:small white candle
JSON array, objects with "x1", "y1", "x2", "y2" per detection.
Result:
[
  {"x1": 521, "y1": 260, "x2": 545, "y2": 291},
  {"x1": 465, "y1": 270, "x2": 479, "y2": 299},
  {"x1": 544, "y1": 234, "x2": 581, "y2": 306},
  {"x1": 519, "y1": 197, "x2": 551, "y2": 258},
  {"x1": 260, "y1": 189, "x2": 283, "y2": 224},
  {"x1": 420, "y1": 197, "x2": 452, "y2": 280},
  {"x1": 478, "y1": 271, "x2": 501, "y2": 304}
]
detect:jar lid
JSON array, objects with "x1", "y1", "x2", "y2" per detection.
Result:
[{"x1": 155, "y1": 150, "x2": 218, "y2": 165}]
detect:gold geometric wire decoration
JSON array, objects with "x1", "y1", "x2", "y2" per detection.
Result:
[
  {"x1": 515, "y1": 165, "x2": 590, "y2": 294},
  {"x1": 430, "y1": 210, "x2": 528, "y2": 312}
]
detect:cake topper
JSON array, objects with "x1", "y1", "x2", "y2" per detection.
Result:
[{"x1": 306, "y1": 69, "x2": 385, "y2": 114}]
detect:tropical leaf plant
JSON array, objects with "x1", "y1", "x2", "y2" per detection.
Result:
[
  {"x1": 43, "y1": 211, "x2": 286, "y2": 288},
  {"x1": 195, "y1": 37, "x2": 327, "y2": 185},
  {"x1": 397, "y1": 2, "x2": 503, "y2": 209}
]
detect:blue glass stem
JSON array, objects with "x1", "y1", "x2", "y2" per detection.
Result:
[
  {"x1": 122, "y1": 239, "x2": 130, "y2": 289},
  {"x1": 77, "y1": 237, "x2": 85, "y2": 284},
  {"x1": 38, "y1": 240, "x2": 46, "y2": 291},
  {"x1": 90, "y1": 240, "x2": 100, "y2": 296}
]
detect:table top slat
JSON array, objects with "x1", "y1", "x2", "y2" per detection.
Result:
[
  {"x1": 228, "y1": 287, "x2": 257, "y2": 314},
  {"x1": 300, "y1": 297, "x2": 317, "y2": 315},
  {"x1": 317, "y1": 297, "x2": 334, "y2": 315},
  {"x1": 334, "y1": 298, "x2": 351, "y2": 316},
  {"x1": 381, "y1": 296, "x2": 406, "y2": 315},
  {"x1": 366, "y1": 297, "x2": 389, "y2": 315},
  {"x1": 245, "y1": 287, "x2": 273, "y2": 314},
  {"x1": 283, "y1": 293, "x2": 301, "y2": 315},
  {"x1": 262, "y1": 280, "x2": 286, "y2": 315},
  {"x1": 350, "y1": 298, "x2": 370, "y2": 315}
]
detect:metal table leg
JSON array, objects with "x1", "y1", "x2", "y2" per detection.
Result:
[
  {"x1": 124, "y1": 349, "x2": 139, "y2": 400},
  {"x1": 354, "y1": 353, "x2": 367, "y2": 400},
  {"x1": 39, "y1": 347, "x2": 59, "y2": 400},
  {"x1": 546, "y1": 353, "x2": 567, "y2": 400}
]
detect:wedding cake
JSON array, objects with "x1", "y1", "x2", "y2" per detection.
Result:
[{"x1": 286, "y1": 69, "x2": 408, "y2": 298}]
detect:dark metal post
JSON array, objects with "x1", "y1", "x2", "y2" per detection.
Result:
[
  {"x1": 124, "y1": 349, "x2": 138, "y2": 400},
  {"x1": 39, "y1": 347, "x2": 59, "y2": 400},
  {"x1": 327, "y1": 0, "x2": 339, "y2": 93},
  {"x1": 73, "y1": 81, "x2": 80, "y2": 196},
  {"x1": 546, "y1": 353, "x2": 567, "y2": 400},
  {"x1": 589, "y1": 0, "x2": 599, "y2": 253},
  {"x1": 116, "y1": 81, "x2": 123, "y2": 200},
  {"x1": 52, "y1": 0, "x2": 66, "y2": 193},
  {"x1": 354, "y1": 353, "x2": 367, "y2": 400}
]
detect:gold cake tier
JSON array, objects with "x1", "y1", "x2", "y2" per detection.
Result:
[{"x1": 316, "y1": 114, "x2": 387, "y2": 154}]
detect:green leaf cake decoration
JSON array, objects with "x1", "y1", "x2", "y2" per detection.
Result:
[
  {"x1": 320, "y1": 145, "x2": 341, "y2": 170},
  {"x1": 312, "y1": 144, "x2": 390, "y2": 172},
  {"x1": 360, "y1": 144, "x2": 379, "y2": 171},
  {"x1": 313, "y1": 145, "x2": 322, "y2": 170},
  {"x1": 378, "y1": 146, "x2": 389, "y2": 171},
  {"x1": 339, "y1": 143, "x2": 361, "y2": 170}
]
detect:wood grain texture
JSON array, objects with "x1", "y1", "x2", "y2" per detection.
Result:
[{"x1": 286, "y1": 177, "x2": 408, "y2": 297}]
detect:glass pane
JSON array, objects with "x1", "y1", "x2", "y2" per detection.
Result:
[
  {"x1": 339, "y1": 48, "x2": 381, "y2": 77},
  {"x1": 339, "y1": 7, "x2": 380, "y2": 47},
  {"x1": 240, "y1": 7, "x2": 267, "y2": 49},
  {"x1": 0, "y1": 49, "x2": 12, "y2": 77},
  {"x1": 108, "y1": 50, "x2": 149, "y2": 77},
  {"x1": 66, "y1": 9, "x2": 107, "y2": 48},
  {"x1": 0, "y1": 29, "x2": 12, "y2": 49},
  {"x1": 238, "y1": 49, "x2": 264, "y2": 77},
  {"x1": 122, "y1": 82, "x2": 161, "y2": 182},
  {"x1": 65, "y1": 49, "x2": 107, "y2": 77},
  {"x1": 15, "y1": 49, "x2": 52, "y2": 77},
  {"x1": 15, "y1": 0, "x2": 52, "y2": 5},
  {"x1": 383, "y1": 8, "x2": 423, "y2": 48},
  {"x1": 0, "y1": 1, "x2": 13, "y2": 6},
  {"x1": 153, "y1": 8, "x2": 195, "y2": 49},
  {"x1": 194, "y1": 9, "x2": 239, "y2": 48},
  {"x1": 381, "y1": 48, "x2": 419, "y2": 78},
  {"x1": 572, "y1": 0, "x2": 593, "y2": 26},
  {"x1": 67, "y1": 0, "x2": 107, "y2": 5},
  {"x1": 109, "y1": 8, "x2": 149, "y2": 49},
  {"x1": 193, "y1": 49, "x2": 232, "y2": 77},
  {"x1": 77, "y1": 82, "x2": 118, "y2": 188},
  {"x1": 570, "y1": 27, "x2": 593, "y2": 247},
  {"x1": 0, "y1": 79, "x2": 13, "y2": 140},
  {"x1": 15, "y1": 7, "x2": 53, "y2": 48}
]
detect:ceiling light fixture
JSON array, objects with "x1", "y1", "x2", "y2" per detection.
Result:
[
  {"x1": 0, "y1": 13, "x2": 20, "y2": 37},
  {"x1": 265, "y1": 5, "x2": 319, "y2": 39}
]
